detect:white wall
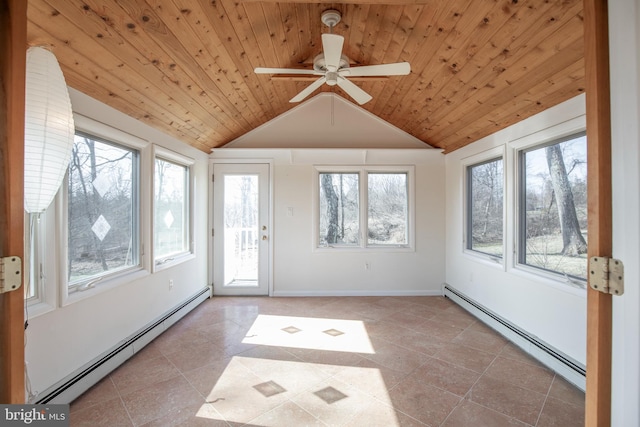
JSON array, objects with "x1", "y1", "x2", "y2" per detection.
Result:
[
  {"x1": 212, "y1": 148, "x2": 446, "y2": 296},
  {"x1": 444, "y1": 95, "x2": 587, "y2": 364},
  {"x1": 25, "y1": 89, "x2": 210, "y2": 396},
  {"x1": 609, "y1": 0, "x2": 640, "y2": 425}
]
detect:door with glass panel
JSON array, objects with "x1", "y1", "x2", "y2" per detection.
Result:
[{"x1": 212, "y1": 163, "x2": 270, "y2": 295}]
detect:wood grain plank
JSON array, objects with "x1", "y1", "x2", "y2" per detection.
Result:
[
  {"x1": 423, "y1": 7, "x2": 584, "y2": 143},
  {"x1": 0, "y1": 0, "x2": 26, "y2": 404},
  {"x1": 584, "y1": 0, "x2": 613, "y2": 425}
]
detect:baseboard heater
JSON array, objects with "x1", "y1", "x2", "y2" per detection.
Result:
[
  {"x1": 443, "y1": 284, "x2": 586, "y2": 391},
  {"x1": 34, "y1": 286, "x2": 211, "y2": 404}
]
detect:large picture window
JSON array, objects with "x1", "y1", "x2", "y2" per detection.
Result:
[
  {"x1": 519, "y1": 132, "x2": 587, "y2": 280},
  {"x1": 317, "y1": 167, "x2": 412, "y2": 249},
  {"x1": 67, "y1": 132, "x2": 140, "y2": 288},
  {"x1": 154, "y1": 156, "x2": 191, "y2": 263},
  {"x1": 466, "y1": 158, "x2": 504, "y2": 257}
]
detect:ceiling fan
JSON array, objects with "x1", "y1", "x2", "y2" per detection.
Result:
[{"x1": 254, "y1": 10, "x2": 411, "y2": 105}]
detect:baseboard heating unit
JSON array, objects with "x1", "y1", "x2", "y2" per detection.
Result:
[
  {"x1": 34, "y1": 286, "x2": 211, "y2": 404},
  {"x1": 443, "y1": 284, "x2": 586, "y2": 391}
]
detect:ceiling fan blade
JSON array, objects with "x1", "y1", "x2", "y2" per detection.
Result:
[
  {"x1": 255, "y1": 67, "x2": 318, "y2": 75},
  {"x1": 290, "y1": 76, "x2": 327, "y2": 103},
  {"x1": 336, "y1": 76, "x2": 372, "y2": 105},
  {"x1": 342, "y1": 62, "x2": 411, "y2": 77},
  {"x1": 322, "y1": 34, "x2": 344, "y2": 71}
]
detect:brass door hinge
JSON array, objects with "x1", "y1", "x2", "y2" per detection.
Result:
[
  {"x1": 589, "y1": 256, "x2": 624, "y2": 296},
  {"x1": 0, "y1": 256, "x2": 22, "y2": 294}
]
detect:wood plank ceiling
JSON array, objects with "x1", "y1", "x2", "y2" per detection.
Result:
[{"x1": 26, "y1": 0, "x2": 584, "y2": 153}]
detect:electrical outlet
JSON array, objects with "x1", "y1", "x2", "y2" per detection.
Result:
[
  {"x1": 365, "y1": 262, "x2": 370, "y2": 270},
  {"x1": 169, "y1": 279, "x2": 174, "y2": 289}
]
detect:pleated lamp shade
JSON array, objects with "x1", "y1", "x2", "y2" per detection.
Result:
[{"x1": 24, "y1": 47, "x2": 75, "y2": 214}]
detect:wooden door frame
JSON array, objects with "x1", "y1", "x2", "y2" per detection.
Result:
[
  {"x1": 0, "y1": 0, "x2": 26, "y2": 404},
  {"x1": 584, "y1": 0, "x2": 613, "y2": 426}
]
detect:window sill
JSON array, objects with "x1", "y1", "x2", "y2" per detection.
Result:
[
  {"x1": 462, "y1": 249, "x2": 505, "y2": 270},
  {"x1": 153, "y1": 252, "x2": 196, "y2": 273},
  {"x1": 510, "y1": 264, "x2": 587, "y2": 297},
  {"x1": 62, "y1": 268, "x2": 150, "y2": 307},
  {"x1": 25, "y1": 300, "x2": 56, "y2": 319}
]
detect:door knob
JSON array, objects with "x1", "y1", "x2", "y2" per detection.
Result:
[{"x1": 262, "y1": 235, "x2": 268, "y2": 240}]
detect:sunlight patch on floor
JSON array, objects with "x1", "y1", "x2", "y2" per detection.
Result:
[
  {"x1": 241, "y1": 314, "x2": 375, "y2": 354},
  {"x1": 196, "y1": 356, "x2": 399, "y2": 426}
]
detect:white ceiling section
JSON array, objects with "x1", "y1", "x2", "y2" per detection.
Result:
[{"x1": 223, "y1": 93, "x2": 433, "y2": 150}]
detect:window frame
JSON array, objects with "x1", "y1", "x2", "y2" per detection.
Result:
[
  {"x1": 152, "y1": 145, "x2": 195, "y2": 271},
  {"x1": 313, "y1": 165, "x2": 415, "y2": 251},
  {"x1": 61, "y1": 114, "x2": 150, "y2": 305},
  {"x1": 515, "y1": 131, "x2": 588, "y2": 284},
  {"x1": 462, "y1": 146, "x2": 506, "y2": 267}
]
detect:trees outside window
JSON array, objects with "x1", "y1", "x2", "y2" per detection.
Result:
[
  {"x1": 467, "y1": 158, "x2": 504, "y2": 257},
  {"x1": 318, "y1": 168, "x2": 412, "y2": 248},
  {"x1": 520, "y1": 133, "x2": 587, "y2": 280},
  {"x1": 154, "y1": 157, "x2": 189, "y2": 262},
  {"x1": 67, "y1": 133, "x2": 139, "y2": 287}
]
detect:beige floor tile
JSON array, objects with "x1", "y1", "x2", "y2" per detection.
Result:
[
  {"x1": 536, "y1": 396, "x2": 585, "y2": 427},
  {"x1": 433, "y1": 343, "x2": 497, "y2": 373},
  {"x1": 452, "y1": 328, "x2": 508, "y2": 354},
  {"x1": 120, "y1": 376, "x2": 204, "y2": 426},
  {"x1": 389, "y1": 375, "x2": 461, "y2": 426},
  {"x1": 483, "y1": 356, "x2": 555, "y2": 395},
  {"x1": 547, "y1": 375, "x2": 585, "y2": 408},
  {"x1": 68, "y1": 296, "x2": 585, "y2": 427},
  {"x1": 411, "y1": 357, "x2": 481, "y2": 397},
  {"x1": 139, "y1": 402, "x2": 228, "y2": 426},
  {"x1": 467, "y1": 376, "x2": 546, "y2": 425},
  {"x1": 70, "y1": 397, "x2": 133, "y2": 427},
  {"x1": 246, "y1": 401, "x2": 325, "y2": 427},
  {"x1": 70, "y1": 376, "x2": 119, "y2": 413},
  {"x1": 110, "y1": 354, "x2": 181, "y2": 396},
  {"x1": 442, "y1": 400, "x2": 528, "y2": 427}
]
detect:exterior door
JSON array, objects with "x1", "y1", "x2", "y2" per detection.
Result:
[{"x1": 213, "y1": 163, "x2": 270, "y2": 295}]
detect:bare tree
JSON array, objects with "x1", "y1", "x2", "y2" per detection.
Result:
[
  {"x1": 321, "y1": 173, "x2": 339, "y2": 244},
  {"x1": 545, "y1": 144, "x2": 587, "y2": 256}
]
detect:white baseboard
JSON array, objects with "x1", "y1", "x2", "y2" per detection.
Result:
[
  {"x1": 271, "y1": 289, "x2": 443, "y2": 297},
  {"x1": 34, "y1": 287, "x2": 211, "y2": 404},
  {"x1": 443, "y1": 283, "x2": 586, "y2": 391}
]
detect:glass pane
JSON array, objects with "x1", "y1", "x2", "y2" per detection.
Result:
[
  {"x1": 368, "y1": 173, "x2": 408, "y2": 245},
  {"x1": 223, "y1": 175, "x2": 259, "y2": 286},
  {"x1": 468, "y1": 159, "x2": 504, "y2": 256},
  {"x1": 68, "y1": 134, "x2": 138, "y2": 286},
  {"x1": 521, "y1": 134, "x2": 587, "y2": 280},
  {"x1": 154, "y1": 158, "x2": 188, "y2": 260},
  {"x1": 319, "y1": 173, "x2": 359, "y2": 246}
]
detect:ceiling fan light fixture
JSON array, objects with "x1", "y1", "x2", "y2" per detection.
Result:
[{"x1": 321, "y1": 10, "x2": 341, "y2": 30}]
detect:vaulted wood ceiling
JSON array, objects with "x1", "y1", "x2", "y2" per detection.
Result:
[{"x1": 26, "y1": 0, "x2": 584, "y2": 153}]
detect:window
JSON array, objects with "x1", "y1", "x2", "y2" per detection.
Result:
[
  {"x1": 154, "y1": 153, "x2": 192, "y2": 264},
  {"x1": 319, "y1": 172, "x2": 359, "y2": 245},
  {"x1": 518, "y1": 132, "x2": 587, "y2": 280},
  {"x1": 67, "y1": 132, "x2": 140, "y2": 289},
  {"x1": 368, "y1": 173, "x2": 408, "y2": 245},
  {"x1": 466, "y1": 158, "x2": 504, "y2": 257},
  {"x1": 317, "y1": 167, "x2": 412, "y2": 249}
]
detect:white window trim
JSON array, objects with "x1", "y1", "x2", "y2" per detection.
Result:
[
  {"x1": 60, "y1": 114, "x2": 151, "y2": 306},
  {"x1": 312, "y1": 165, "x2": 415, "y2": 252},
  {"x1": 461, "y1": 146, "x2": 506, "y2": 269},
  {"x1": 509, "y1": 114, "x2": 587, "y2": 289},
  {"x1": 24, "y1": 209, "x2": 57, "y2": 317},
  {"x1": 152, "y1": 145, "x2": 196, "y2": 272}
]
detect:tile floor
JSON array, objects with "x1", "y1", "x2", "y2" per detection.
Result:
[{"x1": 70, "y1": 296, "x2": 585, "y2": 426}]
